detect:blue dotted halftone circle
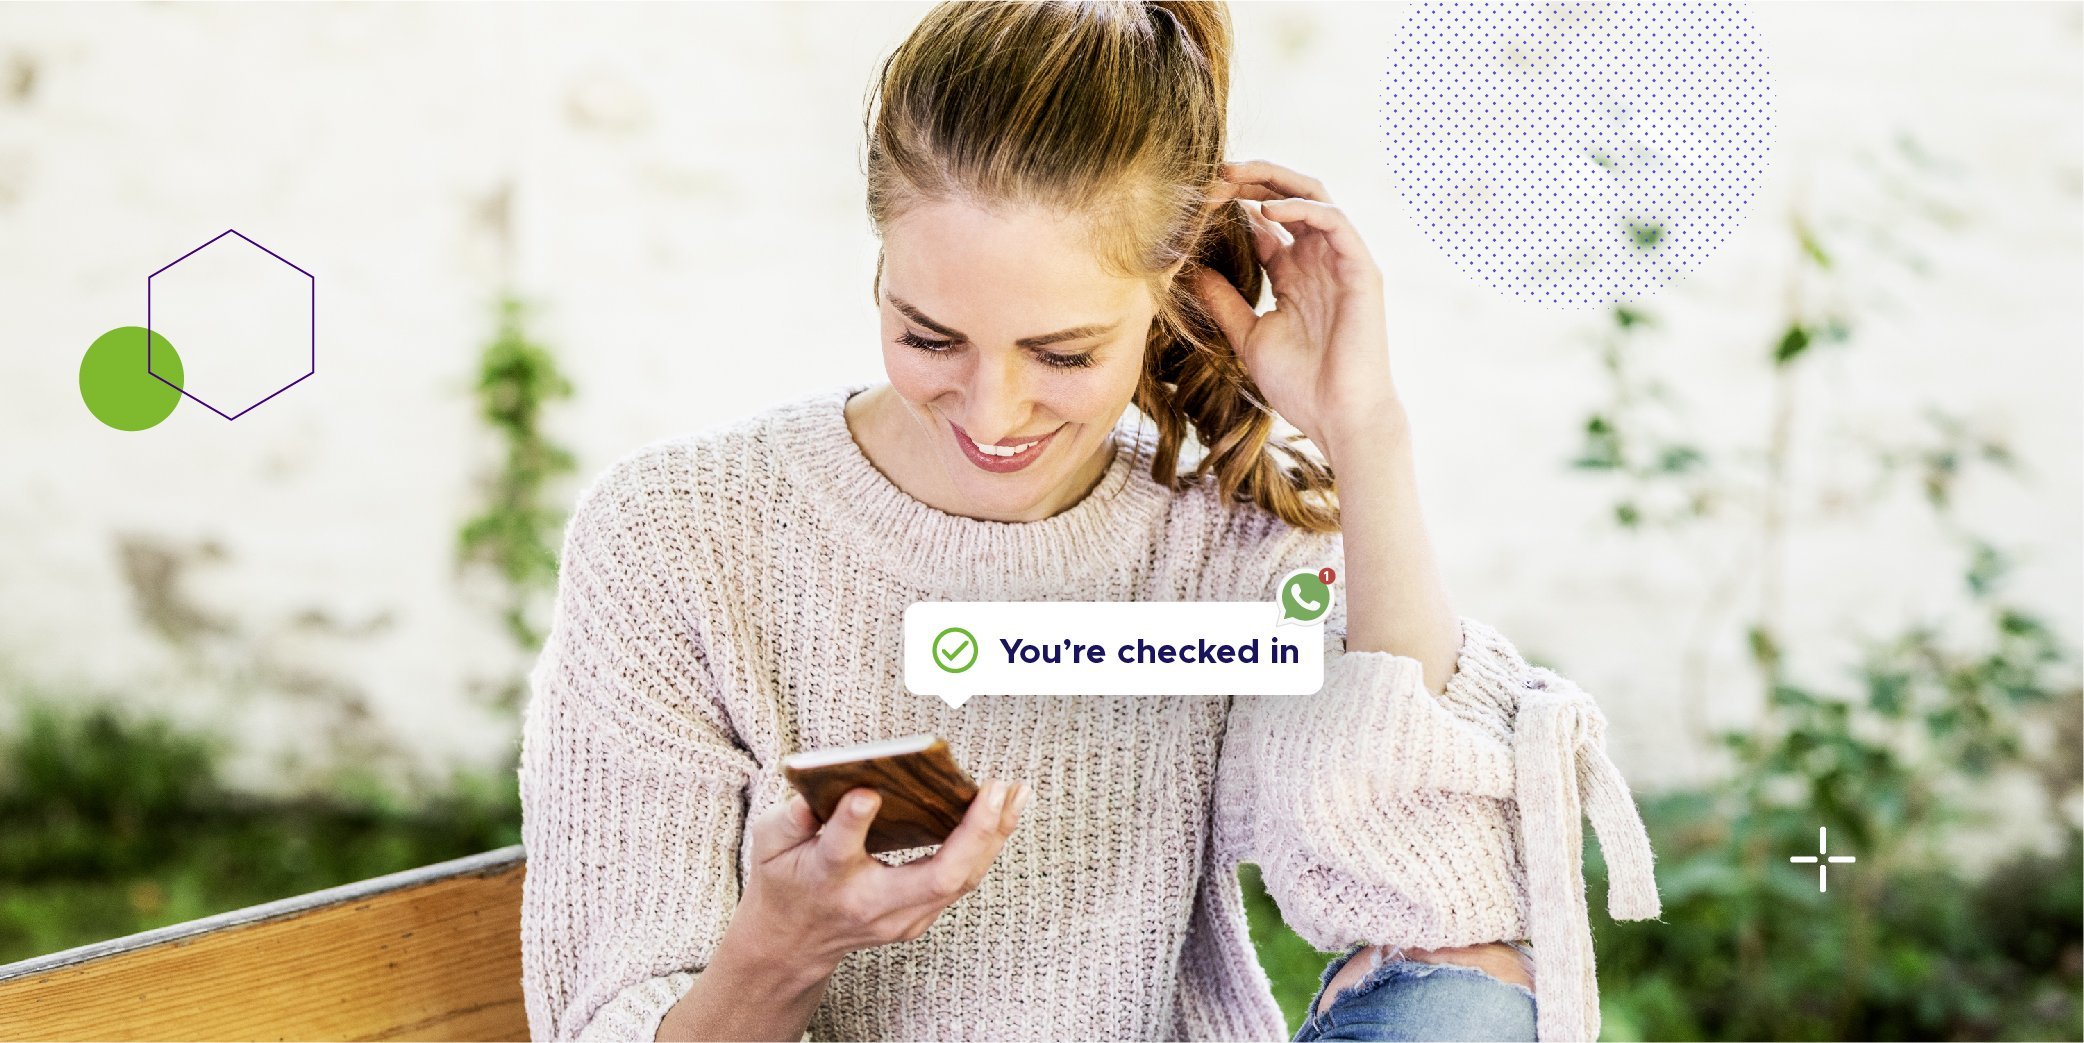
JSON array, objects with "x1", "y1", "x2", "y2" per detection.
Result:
[{"x1": 1384, "y1": 2, "x2": 1776, "y2": 307}]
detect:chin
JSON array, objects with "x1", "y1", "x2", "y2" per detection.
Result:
[{"x1": 943, "y1": 463, "x2": 1063, "y2": 519}]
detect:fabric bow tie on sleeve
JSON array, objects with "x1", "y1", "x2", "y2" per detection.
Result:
[{"x1": 1513, "y1": 665, "x2": 1663, "y2": 1042}]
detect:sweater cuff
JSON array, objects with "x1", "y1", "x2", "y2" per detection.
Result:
[
  {"x1": 1439, "y1": 615, "x2": 1536, "y2": 727},
  {"x1": 572, "y1": 970, "x2": 817, "y2": 1043},
  {"x1": 1238, "y1": 634, "x2": 1529, "y2": 952},
  {"x1": 573, "y1": 971, "x2": 698, "y2": 1043},
  {"x1": 1319, "y1": 618, "x2": 1522, "y2": 799}
]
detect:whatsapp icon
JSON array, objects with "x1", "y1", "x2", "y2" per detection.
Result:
[{"x1": 1276, "y1": 568, "x2": 1335, "y2": 626}]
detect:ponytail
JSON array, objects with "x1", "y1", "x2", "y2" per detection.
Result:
[{"x1": 1134, "y1": 0, "x2": 1338, "y2": 531}]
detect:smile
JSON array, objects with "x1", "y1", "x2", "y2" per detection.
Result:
[{"x1": 949, "y1": 420, "x2": 1064, "y2": 474}]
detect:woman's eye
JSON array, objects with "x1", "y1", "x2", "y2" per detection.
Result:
[
  {"x1": 898, "y1": 330, "x2": 957, "y2": 354},
  {"x1": 898, "y1": 329, "x2": 1096, "y2": 370},
  {"x1": 1036, "y1": 350, "x2": 1098, "y2": 370}
]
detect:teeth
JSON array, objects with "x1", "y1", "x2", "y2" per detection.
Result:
[{"x1": 970, "y1": 435, "x2": 1041, "y2": 457}]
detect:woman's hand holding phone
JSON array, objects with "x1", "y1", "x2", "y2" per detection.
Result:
[
  {"x1": 738, "y1": 777, "x2": 1033, "y2": 972},
  {"x1": 652, "y1": 781, "x2": 1032, "y2": 1041}
]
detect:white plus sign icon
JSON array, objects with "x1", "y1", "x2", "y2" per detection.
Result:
[{"x1": 1790, "y1": 826, "x2": 1857, "y2": 892}]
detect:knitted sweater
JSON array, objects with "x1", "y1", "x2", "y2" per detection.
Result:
[{"x1": 517, "y1": 384, "x2": 1661, "y2": 1043}]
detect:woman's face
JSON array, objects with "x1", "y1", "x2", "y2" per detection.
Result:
[{"x1": 877, "y1": 198, "x2": 1158, "y2": 522}]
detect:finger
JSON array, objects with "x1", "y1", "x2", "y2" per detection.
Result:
[
  {"x1": 750, "y1": 789, "x2": 822, "y2": 863},
  {"x1": 1240, "y1": 201, "x2": 1310, "y2": 300},
  {"x1": 1255, "y1": 198, "x2": 1381, "y2": 275},
  {"x1": 814, "y1": 787, "x2": 881, "y2": 864},
  {"x1": 1221, "y1": 159, "x2": 1334, "y2": 204},
  {"x1": 887, "y1": 779, "x2": 1013, "y2": 907},
  {"x1": 1239, "y1": 200, "x2": 1289, "y2": 264},
  {"x1": 1225, "y1": 182, "x2": 1290, "y2": 204},
  {"x1": 996, "y1": 780, "x2": 1035, "y2": 835},
  {"x1": 1189, "y1": 265, "x2": 1260, "y2": 357}
]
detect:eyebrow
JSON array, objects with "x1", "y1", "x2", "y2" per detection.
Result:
[{"x1": 887, "y1": 294, "x2": 1120, "y2": 349}]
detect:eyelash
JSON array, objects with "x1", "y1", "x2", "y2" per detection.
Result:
[{"x1": 897, "y1": 330, "x2": 1098, "y2": 370}]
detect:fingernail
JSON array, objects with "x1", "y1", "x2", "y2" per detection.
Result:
[
  {"x1": 852, "y1": 792, "x2": 875, "y2": 814},
  {"x1": 1011, "y1": 783, "x2": 1034, "y2": 815},
  {"x1": 985, "y1": 780, "x2": 1007, "y2": 813}
]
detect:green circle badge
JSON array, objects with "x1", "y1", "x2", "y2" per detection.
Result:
[
  {"x1": 81, "y1": 326, "x2": 183, "y2": 431},
  {"x1": 932, "y1": 626, "x2": 978, "y2": 673}
]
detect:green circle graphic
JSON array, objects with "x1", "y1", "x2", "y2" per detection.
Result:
[
  {"x1": 932, "y1": 626, "x2": 978, "y2": 674},
  {"x1": 81, "y1": 326, "x2": 183, "y2": 431}
]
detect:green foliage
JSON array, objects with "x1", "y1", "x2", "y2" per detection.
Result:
[
  {"x1": 457, "y1": 292, "x2": 577, "y2": 710},
  {"x1": 1571, "y1": 414, "x2": 1624, "y2": 471},
  {"x1": 1794, "y1": 215, "x2": 1833, "y2": 269},
  {"x1": 1589, "y1": 794, "x2": 2081, "y2": 1041},
  {"x1": 1238, "y1": 861, "x2": 1338, "y2": 1034},
  {"x1": 0, "y1": 698, "x2": 520, "y2": 966},
  {"x1": 1626, "y1": 220, "x2": 1665, "y2": 251},
  {"x1": 1581, "y1": 472, "x2": 2081, "y2": 1041},
  {"x1": 1565, "y1": 304, "x2": 1718, "y2": 530},
  {"x1": 1771, "y1": 324, "x2": 1811, "y2": 366},
  {"x1": 1872, "y1": 406, "x2": 2020, "y2": 512},
  {"x1": 1771, "y1": 318, "x2": 1852, "y2": 368},
  {"x1": 1558, "y1": 133, "x2": 2082, "y2": 1040}
]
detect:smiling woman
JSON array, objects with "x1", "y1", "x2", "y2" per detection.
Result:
[
  {"x1": 859, "y1": 1, "x2": 1339, "y2": 536},
  {"x1": 853, "y1": 199, "x2": 1157, "y2": 518},
  {"x1": 517, "y1": 3, "x2": 1660, "y2": 1042}
]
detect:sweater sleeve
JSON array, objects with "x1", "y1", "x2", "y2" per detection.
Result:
[
  {"x1": 519, "y1": 458, "x2": 760, "y2": 1042},
  {"x1": 1211, "y1": 532, "x2": 1662, "y2": 1043}
]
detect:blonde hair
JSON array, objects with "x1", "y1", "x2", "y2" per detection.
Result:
[{"x1": 863, "y1": 0, "x2": 1340, "y2": 532}]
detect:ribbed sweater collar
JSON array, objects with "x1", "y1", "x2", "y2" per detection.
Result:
[{"x1": 776, "y1": 384, "x2": 1176, "y2": 599}]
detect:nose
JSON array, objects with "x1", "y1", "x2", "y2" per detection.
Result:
[{"x1": 957, "y1": 347, "x2": 1033, "y2": 441}]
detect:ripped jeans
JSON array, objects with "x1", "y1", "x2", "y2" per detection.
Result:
[{"x1": 1290, "y1": 942, "x2": 1538, "y2": 1042}]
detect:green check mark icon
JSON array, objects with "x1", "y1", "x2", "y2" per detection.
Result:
[{"x1": 933, "y1": 626, "x2": 978, "y2": 674}]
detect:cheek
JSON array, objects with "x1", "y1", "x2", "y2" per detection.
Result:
[
  {"x1": 1049, "y1": 348, "x2": 1144, "y2": 422},
  {"x1": 882, "y1": 341, "x2": 956, "y2": 406},
  {"x1": 1017, "y1": 351, "x2": 1144, "y2": 431}
]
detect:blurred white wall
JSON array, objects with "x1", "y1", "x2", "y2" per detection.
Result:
[{"x1": 0, "y1": 2, "x2": 2076, "y2": 798}]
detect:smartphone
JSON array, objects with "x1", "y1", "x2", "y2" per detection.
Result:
[{"x1": 780, "y1": 734, "x2": 982, "y2": 854}]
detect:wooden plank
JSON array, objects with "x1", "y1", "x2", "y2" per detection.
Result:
[{"x1": 0, "y1": 846, "x2": 530, "y2": 1042}]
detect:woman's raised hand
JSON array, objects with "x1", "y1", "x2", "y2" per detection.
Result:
[
  {"x1": 734, "y1": 779, "x2": 1033, "y2": 972},
  {"x1": 1189, "y1": 159, "x2": 1405, "y2": 456}
]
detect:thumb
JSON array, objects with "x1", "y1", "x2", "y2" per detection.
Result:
[
  {"x1": 1190, "y1": 265, "x2": 1259, "y2": 360},
  {"x1": 815, "y1": 788, "x2": 881, "y2": 862},
  {"x1": 751, "y1": 789, "x2": 822, "y2": 863}
]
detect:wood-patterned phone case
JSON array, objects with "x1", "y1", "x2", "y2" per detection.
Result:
[{"x1": 782, "y1": 737, "x2": 981, "y2": 854}]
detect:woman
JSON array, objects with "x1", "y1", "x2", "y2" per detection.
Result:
[{"x1": 518, "y1": 2, "x2": 1660, "y2": 1041}]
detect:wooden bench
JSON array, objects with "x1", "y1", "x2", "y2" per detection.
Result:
[{"x1": 0, "y1": 846, "x2": 529, "y2": 1042}]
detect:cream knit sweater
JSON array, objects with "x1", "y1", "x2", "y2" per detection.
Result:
[{"x1": 518, "y1": 384, "x2": 1661, "y2": 1043}]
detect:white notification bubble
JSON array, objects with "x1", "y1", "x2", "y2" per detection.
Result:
[{"x1": 904, "y1": 601, "x2": 1325, "y2": 708}]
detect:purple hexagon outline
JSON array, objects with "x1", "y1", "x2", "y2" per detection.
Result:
[{"x1": 146, "y1": 228, "x2": 315, "y2": 420}]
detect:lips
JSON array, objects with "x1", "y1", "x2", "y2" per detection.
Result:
[{"x1": 949, "y1": 420, "x2": 1063, "y2": 474}]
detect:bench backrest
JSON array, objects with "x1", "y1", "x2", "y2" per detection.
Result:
[{"x1": 0, "y1": 846, "x2": 529, "y2": 1042}]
